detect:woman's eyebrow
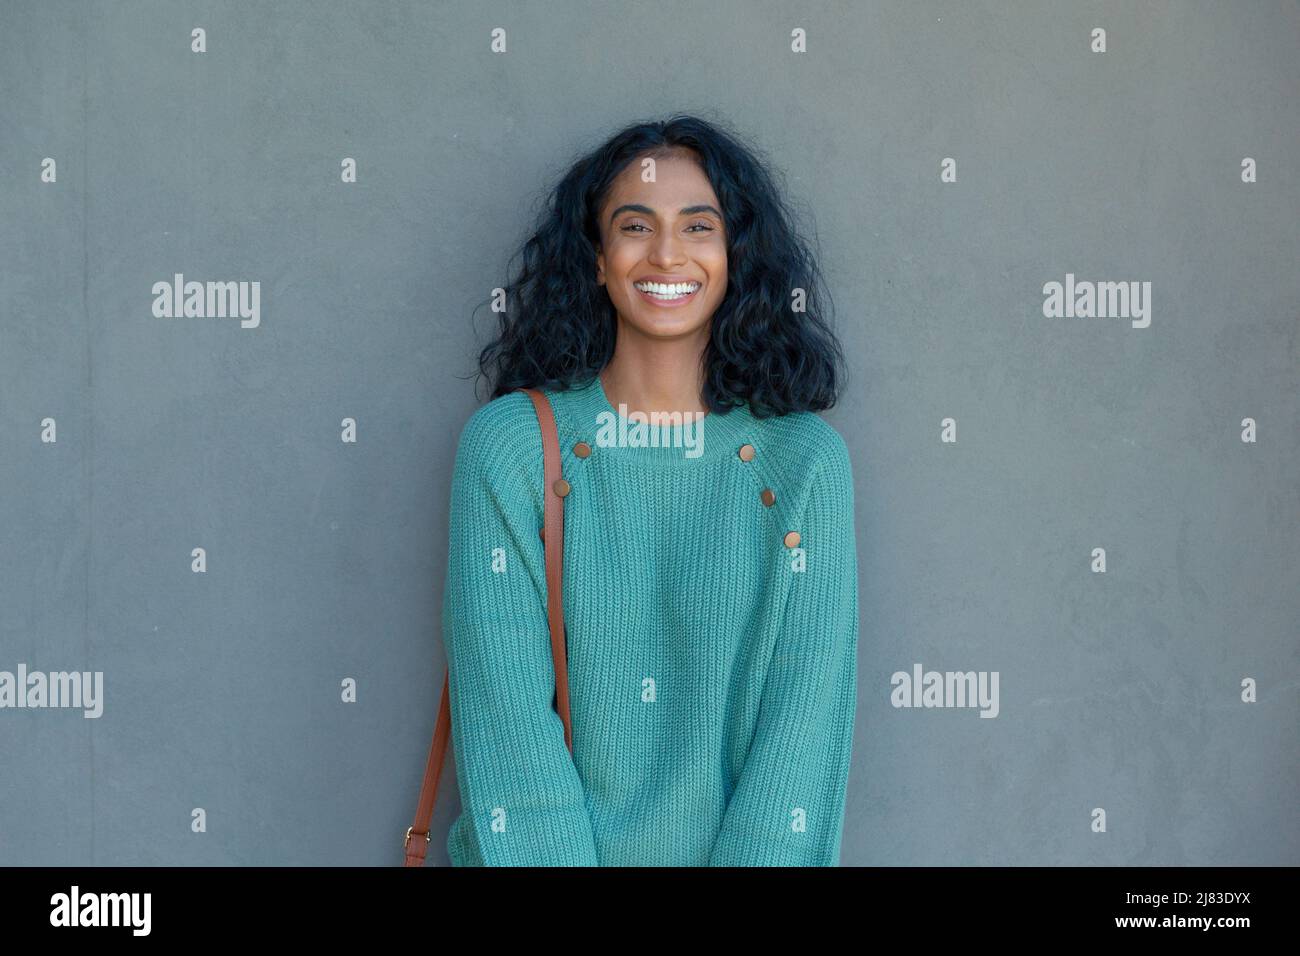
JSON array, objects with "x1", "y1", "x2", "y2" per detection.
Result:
[{"x1": 608, "y1": 203, "x2": 723, "y2": 225}]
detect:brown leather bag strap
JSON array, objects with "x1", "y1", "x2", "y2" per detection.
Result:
[
  {"x1": 528, "y1": 386, "x2": 575, "y2": 751},
  {"x1": 403, "y1": 386, "x2": 570, "y2": 866}
]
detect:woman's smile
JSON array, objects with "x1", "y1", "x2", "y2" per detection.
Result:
[{"x1": 633, "y1": 277, "x2": 703, "y2": 307}]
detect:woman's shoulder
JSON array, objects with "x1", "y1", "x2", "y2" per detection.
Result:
[
  {"x1": 753, "y1": 407, "x2": 853, "y2": 479},
  {"x1": 451, "y1": 390, "x2": 543, "y2": 475}
]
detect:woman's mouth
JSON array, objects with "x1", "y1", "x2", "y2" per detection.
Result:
[{"x1": 633, "y1": 280, "x2": 701, "y2": 306}]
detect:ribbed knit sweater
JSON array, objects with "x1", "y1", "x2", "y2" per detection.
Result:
[{"x1": 441, "y1": 372, "x2": 859, "y2": 866}]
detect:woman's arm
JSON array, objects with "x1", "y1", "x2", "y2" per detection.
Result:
[
  {"x1": 441, "y1": 396, "x2": 599, "y2": 866},
  {"x1": 707, "y1": 432, "x2": 860, "y2": 866}
]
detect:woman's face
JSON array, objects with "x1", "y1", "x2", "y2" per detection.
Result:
[{"x1": 594, "y1": 148, "x2": 728, "y2": 342}]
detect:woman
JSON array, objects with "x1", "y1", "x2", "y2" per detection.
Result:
[{"x1": 441, "y1": 114, "x2": 859, "y2": 866}]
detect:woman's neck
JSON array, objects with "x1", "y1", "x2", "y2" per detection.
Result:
[{"x1": 599, "y1": 336, "x2": 711, "y2": 418}]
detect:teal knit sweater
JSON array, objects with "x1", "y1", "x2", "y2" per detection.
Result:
[{"x1": 441, "y1": 373, "x2": 859, "y2": 866}]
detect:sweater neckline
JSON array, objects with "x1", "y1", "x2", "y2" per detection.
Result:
[{"x1": 544, "y1": 372, "x2": 759, "y2": 469}]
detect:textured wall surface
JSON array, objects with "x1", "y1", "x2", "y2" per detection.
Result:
[{"x1": 1, "y1": 0, "x2": 1296, "y2": 865}]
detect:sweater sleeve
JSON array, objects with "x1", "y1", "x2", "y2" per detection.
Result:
[
  {"x1": 707, "y1": 431, "x2": 859, "y2": 866},
  {"x1": 441, "y1": 396, "x2": 600, "y2": 866}
]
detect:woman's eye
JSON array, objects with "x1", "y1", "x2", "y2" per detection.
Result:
[
  {"x1": 688, "y1": 222, "x2": 714, "y2": 233},
  {"x1": 621, "y1": 223, "x2": 649, "y2": 233}
]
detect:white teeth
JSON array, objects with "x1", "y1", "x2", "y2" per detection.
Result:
[{"x1": 635, "y1": 281, "x2": 700, "y2": 298}]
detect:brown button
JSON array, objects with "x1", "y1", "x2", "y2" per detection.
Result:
[
  {"x1": 738, "y1": 443, "x2": 755, "y2": 461},
  {"x1": 783, "y1": 530, "x2": 801, "y2": 548},
  {"x1": 553, "y1": 478, "x2": 571, "y2": 497},
  {"x1": 573, "y1": 441, "x2": 591, "y2": 458},
  {"x1": 760, "y1": 488, "x2": 776, "y2": 507},
  {"x1": 539, "y1": 527, "x2": 545, "y2": 541}
]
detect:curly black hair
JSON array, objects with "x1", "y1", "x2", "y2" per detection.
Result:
[{"x1": 474, "y1": 112, "x2": 846, "y2": 418}]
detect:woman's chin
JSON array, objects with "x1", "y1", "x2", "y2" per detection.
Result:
[{"x1": 619, "y1": 302, "x2": 712, "y2": 336}]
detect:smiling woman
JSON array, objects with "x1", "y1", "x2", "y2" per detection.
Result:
[{"x1": 436, "y1": 113, "x2": 858, "y2": 867}]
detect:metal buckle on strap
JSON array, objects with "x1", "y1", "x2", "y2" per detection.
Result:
[{"x1": 404, "y1": 826, "x2": 431, "y2": 849}]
